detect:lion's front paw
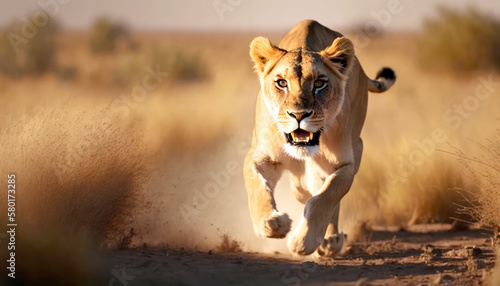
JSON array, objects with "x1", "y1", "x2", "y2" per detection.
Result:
[
  {"x1": 254, "y1": 211, "x2": 292, "y2": 239},
  {"x1": 314, "y1": 233, "x2": 345, "y2": 258},
  {"x1": 287, "y1": 219, "x2": 324, "y2": 255}
]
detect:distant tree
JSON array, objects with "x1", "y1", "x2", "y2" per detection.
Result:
[
  {"x1": 0, "y1": 12, "x2": 58, "y2": 76},
  {"x1": 90, "y1": 17, "x2": 130, "y2": 53}
]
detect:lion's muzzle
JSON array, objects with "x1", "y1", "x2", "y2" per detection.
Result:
[{"x1": 282, "y1": 110, "x2": 321, "y2": 147}]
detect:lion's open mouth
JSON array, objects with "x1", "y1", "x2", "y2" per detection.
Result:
[{"x1": 285, "y1": 129, "x2": 321, "y2": 146}]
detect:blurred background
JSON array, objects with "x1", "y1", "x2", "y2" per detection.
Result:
[{"x1": 1, "y1": 0, "x2": 500, "y2": 284}]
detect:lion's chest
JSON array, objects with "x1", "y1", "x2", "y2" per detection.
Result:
[{"x1": 291, "y1": 157, "x2": 336, "y2": 195}]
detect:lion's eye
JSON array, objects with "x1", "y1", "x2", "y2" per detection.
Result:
[
  {"x1": 276, "y1": 79, "x2": 288, "y2": 89},
  {"x1": 314, "y1": 80, "x2": 327, "y2": 89}
]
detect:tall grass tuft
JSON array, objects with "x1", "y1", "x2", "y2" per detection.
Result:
[
  {"x1": 0, "y1": 100, "x2": 149, "y2": 283},
  {"x1": 452, "y1": 129, "x2": 500, "y2": 282},
  {"x1": 0, "y1": 103, "x2": 148, "y2": 240},
  {"x1": 417, "y1": 7, "x2": 500, "y2": 72},
  {"x1": 344, "y1": 153, "x2": 474, "y2": 230},
  {"x1": 456, "y1": 130, "x2": 500, "y2": 232}
]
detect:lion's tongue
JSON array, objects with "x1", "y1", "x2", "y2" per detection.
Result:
[{"x1": 291, "y1": 129, "x2": 313, "y2": 143}]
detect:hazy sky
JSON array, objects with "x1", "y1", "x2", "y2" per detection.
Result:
[{"x1": 1, "y1": 0, "x2": 499, "y2": 32}]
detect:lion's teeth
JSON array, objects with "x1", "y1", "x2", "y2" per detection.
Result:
[
  {"x1": 291, "y1": 132, "x2": 307, "y2": 143},
  {"x1": 309, "y1": 133, "x2": 313, "y2": 140}
]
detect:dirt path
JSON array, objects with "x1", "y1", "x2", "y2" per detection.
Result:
[{"x1": 106, "y1": 224, "x2": 495, "y2": 285}]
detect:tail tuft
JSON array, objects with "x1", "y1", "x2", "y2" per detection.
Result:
[
  {"x1": 368, "y1": 67, "x2": 396, "y2": 93},
  {"x1": 376, "y1": 67, "x2": 396, "y2": 81}
]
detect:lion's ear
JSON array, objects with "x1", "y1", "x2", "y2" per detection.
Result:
[
  {"x1": 320, "y1": 37, "x2": 355, "y2": 75},
  {"x1": 250, "y1": 36, "x2": 286, "y2": 75}
]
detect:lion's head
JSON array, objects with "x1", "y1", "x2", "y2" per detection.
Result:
[{"x1": 250, "y1": 36, "x2": 355, "y2": 159}]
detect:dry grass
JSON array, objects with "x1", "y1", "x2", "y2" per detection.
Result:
[
  {"x1": 0, "y1": 101, "x2": 147, "y2": 239},
  {"x1": 113, "y1": 45, "x2": 210, "y2": 86},
  {"x1": 454, "y1": 130, "x2": 500, "y2": 232},
  {"x1": 0, "y1": 30, "x2": 240, "y2": 283},
  {"x1": 338, "y1": 31, "x2": 499, "y2": 230},
  {"x1": 0, "y1": 74, "x2": 234, "y2": 283},
  {"x1": 417, "y1": 7, "x2": 500, "y2": 72},
  {"x1": 0, "y1": 99, "x2": 149, "y2": 283}
]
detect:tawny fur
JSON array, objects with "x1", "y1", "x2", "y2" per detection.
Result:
[{"x1": 244, "y1": 20, "x2": 395, "y2": 256}]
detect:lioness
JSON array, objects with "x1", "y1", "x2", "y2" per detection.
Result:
[{"x1": 244, "y1": 20, "x2": 396, "y2": 257}]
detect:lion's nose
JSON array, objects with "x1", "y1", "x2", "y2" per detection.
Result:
[{"x1": 287, "y1": 111, "x2": 313, "y2": 121}]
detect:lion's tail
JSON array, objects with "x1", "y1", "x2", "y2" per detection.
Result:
[{"x1": 367, "y1": 67, "x2": 396, "y2": 93}]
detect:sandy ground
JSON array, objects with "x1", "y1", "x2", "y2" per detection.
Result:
[{"x1": 104, "y1": 224, "x2": 495, "y2": 286}]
